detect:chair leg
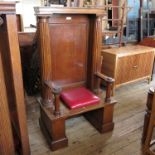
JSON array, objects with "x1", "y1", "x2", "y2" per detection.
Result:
[{"x1": 84, "y1": 102, "x2": 116, "y2": 133}]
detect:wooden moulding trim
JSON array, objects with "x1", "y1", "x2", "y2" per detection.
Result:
[
  {"x1": 34, "y1": 7, "x2": 106, "y2": 16},
  {"x1": 0, "y1": 2, "x2": 16, "y2": 14}
]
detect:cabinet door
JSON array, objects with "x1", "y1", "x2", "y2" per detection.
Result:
[
  {"x1": 115, "y1": 55, "x2": 135, "y2": 85},
  {"x1": 133, "y1": 52, "x2": 154, "y2": 79},
  {"x1": 116, "y1": 52, "x2": 154, "y2": 85}
]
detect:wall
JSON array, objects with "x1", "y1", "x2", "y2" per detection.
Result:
[
  {"x1": 152, "y1": 0, "x2": 155, "y2": 9},
  {"x1": 16, "y1": 0, "x2": 41, "y2": 32}
]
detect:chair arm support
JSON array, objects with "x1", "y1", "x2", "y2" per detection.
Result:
[
  {"x1": 95, "y1": 72, "x2": 115, "y2": 83},
  {"x1": 44, "y1": 80, "x2": 62, "y2": 116},
  {"x1": 95, "y1": 72, "x2": 114, "y2": 103},
  {"x1": 44, "y1": 80, "x2": 62, "y2": 95}
]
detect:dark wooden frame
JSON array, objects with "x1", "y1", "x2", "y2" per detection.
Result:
[
  {"x1": 35, "y1": 7, "x2": 116, "y2": 151},
  {"x1": 142, "y1": 87, "x2": 155, "y2": 154},
  {"x1": 0, "y1": 2, "x2": 30, "y2": 155}
]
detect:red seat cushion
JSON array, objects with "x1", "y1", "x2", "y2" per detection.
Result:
[{"x1": 60, "y1": 87, "x2": 100, "y2": 109}]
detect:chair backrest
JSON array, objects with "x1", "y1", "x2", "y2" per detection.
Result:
[
  {"x1": 34, "y1": 8, "x2": 107, "y2": 104},
  {"x1": 49, "y1": 15, "x2": 89, "y2": 89},
  {"x1": 36, "y1": 11, "x2": 105, "y2": 94}
]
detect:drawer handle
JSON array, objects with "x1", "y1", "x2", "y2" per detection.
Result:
[{"x1": 133, "y1": 65, "x2": 138, "y2": 69}]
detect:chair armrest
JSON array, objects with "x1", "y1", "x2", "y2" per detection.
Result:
[
  {"x1": 44, "y1": 80, "x2": 62, "y2": 116},
  {"x1": 95, "y1": 72, "x2": 115, "y2": 83},
  {"x1": 95, "y1": 72, "x2": 114, "y2": 102},
  {"x1": 44, "y1": 80, "x2": 62, "y2": 94}
]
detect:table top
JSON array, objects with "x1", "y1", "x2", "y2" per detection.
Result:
[{"x1": 101, "y1": 45, "x2": 155, "y2": 57}]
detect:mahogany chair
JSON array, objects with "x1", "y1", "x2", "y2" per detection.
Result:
[
  {"x1": 142, "y1": 87, "x2": 155, "y2": 155},
  {"x1": 35, "y1": 7, "x2": 117, "y2": 151}
]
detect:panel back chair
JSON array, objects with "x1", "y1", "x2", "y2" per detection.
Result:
[
  {"x1": 142, "y1": 87, "x2": 155, "y2": 155},
  {"x1": 35, "y1": 7, "x2": 117, "y2": 151}
]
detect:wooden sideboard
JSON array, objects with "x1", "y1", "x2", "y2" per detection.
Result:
[{"x1": 102, "y1": 45, "x2": 155, "y2": 90}]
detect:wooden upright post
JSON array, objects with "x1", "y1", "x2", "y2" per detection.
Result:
[
  {"x1": 0, "y1": 2, "x2": 30, "y2": 155},
  {"x1": 0, "y1": 41, "x2": 15, "y2": 155}
]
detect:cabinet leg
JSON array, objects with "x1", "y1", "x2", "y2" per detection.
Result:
[{"x1": 147, "y1": 77, "x2": 151, "y2": 84}]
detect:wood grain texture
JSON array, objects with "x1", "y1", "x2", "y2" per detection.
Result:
[
  {"x1": 38, "y1": 17, "x2": 53, "y2": 106},
  {"x1": 6, "y1": 14, "x2": 30, "y2": 155},
  {"x1": 0, "y1": 39, "x2": 15, "y2": 155},
  {"x1": 102, "y1": 45, "x2": 155, "y2": 88},
  {"x1": 26, "y1": 75, "x2": 155, "y2": 155},
  {"x1": 36, "y1": 8, "x2": 115, "y2": 151},
  {"x1": 49, "y1": 15, "x2": 88, "y2": 86},
  {"x1": 18, "y1": 32, "x2": 36, "y2": 47},
  {"x1": 142, "y1": 88, "x2": 154, "y2": 144},
  {"x1": 0, "y1": 3, "x2": 30, "y2": 154},
  {"x1": 141, "y1": 88, "x2": 155, "y2": 155}
]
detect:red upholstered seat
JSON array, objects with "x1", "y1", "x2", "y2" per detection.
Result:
[{"x1": 60, "y1": 87, "x2": 100, "y2": 109}]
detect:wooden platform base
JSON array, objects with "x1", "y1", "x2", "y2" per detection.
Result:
[
  {"x1": 84, "y1": 104, "x2": 115, "y2": 133},
  {"x1": 39, "y1": 118, "x2": 68, "y2": 151},
  {"x1": 39, "y1": 99, "x2": 116, "y2": 151}
]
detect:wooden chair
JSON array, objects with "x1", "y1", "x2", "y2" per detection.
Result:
[
  {"x1": 142, "y1": 87, "x2": 155, "y2": 155},
  {"x1": 102, "y1": 2, "x2": 127, "y2": 48},
  {"x1": 35, "y1": 7, "x2": 117, "y2": 151}
]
